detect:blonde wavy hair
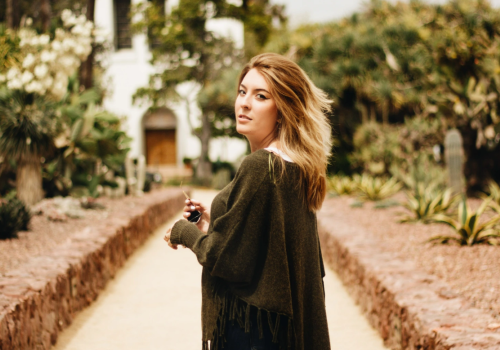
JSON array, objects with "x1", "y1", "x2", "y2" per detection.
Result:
[{"x1": 238, "y1": 53, "x2": 333, "y2": 212}]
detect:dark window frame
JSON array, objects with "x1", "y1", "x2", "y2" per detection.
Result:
[{"x1": 114, "y1": 0, "x2": 132, "y2": 50}]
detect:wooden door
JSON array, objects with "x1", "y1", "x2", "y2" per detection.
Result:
[{"x1": 145, "y1": 129, "x2": 176, "y2": 165}]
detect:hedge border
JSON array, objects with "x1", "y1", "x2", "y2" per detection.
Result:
[
  {"x1": 0, "y1": 188, "x2": 185, "y2": 350},
  {"x1": 317, "y1": 203, "x2": 500, "y2": 350}
]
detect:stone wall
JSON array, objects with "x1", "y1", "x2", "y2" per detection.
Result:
[
  {"x1": 0, "y1": 189, "x2": 185, "y2": 350},
  {"x1": 317, "y1": 205, "x2": 500, "y2": 350}
]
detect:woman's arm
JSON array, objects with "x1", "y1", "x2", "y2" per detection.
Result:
[{"x1": 170, "y1": 155, "x2": 272, "y2": 285}]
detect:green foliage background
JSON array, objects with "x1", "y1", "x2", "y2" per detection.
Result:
[{"x1": 266, "y1": 0, "x2": 500, "y2": 192}]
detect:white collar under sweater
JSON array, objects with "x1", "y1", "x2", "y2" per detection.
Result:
[{"x1": 264, "y1": 147, "x2": 294, "y2": 163}]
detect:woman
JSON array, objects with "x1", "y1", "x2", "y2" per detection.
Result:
[{"x1": 164, "y1": 53, "x2": 332, "y2": 350}]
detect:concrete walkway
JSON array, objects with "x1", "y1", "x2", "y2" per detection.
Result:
[{"x1": 52, "y1": 190, "x2": 387, "y2": 350}]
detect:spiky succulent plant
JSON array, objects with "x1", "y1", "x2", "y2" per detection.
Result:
[
  {"x1": 327, "y1": 176, "x2": 357, "y2": 196},
  {"x1": 356, "y1": 174, "x2": 402, "y2": 201},
  {"x1": 400, "y1": 184, "x2": 458, "y2": 223},
  {"x1": 429, "y1": 198, "x2": 500, "y2": 246}
]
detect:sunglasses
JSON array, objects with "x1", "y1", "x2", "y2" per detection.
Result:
[{"x1": 180, "y1": 183, "x2": 202, "y2": 224}]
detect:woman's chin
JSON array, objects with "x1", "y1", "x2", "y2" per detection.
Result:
[{"x1": 236, "y1": 125, "x2": 249, "y2": 135}]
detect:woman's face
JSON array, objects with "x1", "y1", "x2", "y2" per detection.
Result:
[{"x1": 235, "y1": 68, "x2": 278, "y2": 143}]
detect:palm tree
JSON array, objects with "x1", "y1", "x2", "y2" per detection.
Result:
[
  {"x1": 6, "y1": 0, "x2": 20, "y2": 30},
  {"x1": 0, "y1": 88, "x2": 58, "y2": 205},
  {"x1": 79, "y1": 0, "x2": 95, "y2": 89}
]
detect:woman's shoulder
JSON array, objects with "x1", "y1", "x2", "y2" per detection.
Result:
[
  {"x1": 238, "y1": 149, "x2": 291, "y2": 171},
  {"x1": 237, "y1": 149, "x2": 297, "y2": 183},
  {"x1": 238, "y1": 149, "x2": 271, "y2": 171},
  {"x1": 241, "y1": 148, "x2": 295, "y2": 166}
]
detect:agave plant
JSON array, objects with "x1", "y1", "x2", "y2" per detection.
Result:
[
  {"x1": 429, "y1": 198, "x2": 500, "y2": 246},
  {"x1": 489, "y1": 199, "x2": 500, "y2": 216},
  {"x1": 400, "y1": 184, "x2": 458, "y2": 223},
  {"x1": 356, "y1": 174, "x2": 402, "y2": 201},
  {"x1": 488, "y1": 181, "x2": 500, "y2": 204},
  {"x1": 327, "y1": 176, "x2": 357, "y2": 196}
]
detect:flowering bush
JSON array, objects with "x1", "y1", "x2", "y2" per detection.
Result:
[{"x1": 1, "y1": 10, "x2": 93, "y2": 100}]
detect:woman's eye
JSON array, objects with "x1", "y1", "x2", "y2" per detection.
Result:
[
  {"x1": 239, "y1": 90, "x2": 246, "y2": 95},
  {"x1": 256, "y1": 94, "x2": 267, "y2": 100}
]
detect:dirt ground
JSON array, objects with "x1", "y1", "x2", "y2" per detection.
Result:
[
  {"x1": 0, "y1": 189, "x2": 179, "y2": 274},
  {"x1": 323, "y1": 193, "x2": 500, "y2": 321}
]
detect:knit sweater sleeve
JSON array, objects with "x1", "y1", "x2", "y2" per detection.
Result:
[{"x1": 170, "y1": 153, "x2": 272, "y2": 285}]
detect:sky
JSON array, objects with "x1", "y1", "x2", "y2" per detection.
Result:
[{"x1": 271, "y1": 0, "x2": 500, "y2": 27}]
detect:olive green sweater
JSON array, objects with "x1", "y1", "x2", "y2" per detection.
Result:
[{"x1": 170, "y1": 149, "x2": 330, "y2": 350}]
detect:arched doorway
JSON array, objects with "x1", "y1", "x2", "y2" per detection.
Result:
[{"x1": 143, "y1": 108, "x2": 177, "y2": 166}]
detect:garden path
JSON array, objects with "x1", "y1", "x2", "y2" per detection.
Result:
[{"x1": 51, "y1": 189, "x2": 388, "y2": 350}]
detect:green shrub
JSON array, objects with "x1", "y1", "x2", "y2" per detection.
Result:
[
  {"x1": 430, "y1": 198, "x2": 500, "y2": 246},
  {"x1": 356, "y1": 174, "x2": 402, "y2": 201},
  {"x1": 390, "y1": 154, "x2": 447, "y2": 192},
  {"x1": 327, "y1": 176, "x2": 357, "y2": 196},
  {"x1": 351, "y1": 118, "x2": 443, "y2": 178},
  {"x1": 400, "y1": 185, "x2": 458, "y2": 223},
  {"x1": 488, "y1": 181, "x2": 500, "y2": 204},
  {"x1": 0, "y1": 197, "x2": 31, "y2": 239},
  {"x1": 351, "y1": 122, "x2": 402, "y2": 176}
]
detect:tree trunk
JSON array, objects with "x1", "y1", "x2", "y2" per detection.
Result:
[
  {"x1": 196, "y1": 112, "x2": 212, "y2": 186},
  {"x1": 79, "y1": 50, "x2": 94, "y2": 89},
  {"x1": 16, "y1": 158, "x2": 44, "y2": 206},
  {"x1": 79, "y1": 0, "x2": 95, "y2": 89},
  {"x1": 382, "y1": 102, "x2": 389, "y2": 125},
  {"x1": 40, "y1": 0, "x2": 52, "y2": 32},
  {"x1": 370, "y1": 105, "x2": 376, "y2": 122},
  {"x1": 6, "y1": 0, "x2": 19, "y2": 29},
  {"x1": 86, "y1": 0, "x2": 95, "y2": 21}
]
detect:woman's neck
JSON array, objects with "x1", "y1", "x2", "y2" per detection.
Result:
[{"x1": 249, "y1": 138, "x2": 280, "y2": 153}]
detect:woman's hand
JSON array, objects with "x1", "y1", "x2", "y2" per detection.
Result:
[
  {"x1": 164, "y1": 220, "x2": 180, "y2": 250},
  {"x1": 183, "y1": 198, "x2": 210, "y2": 234},
  {"x1": 164, "y1": 200, "x2": 210, "y2": 249}
]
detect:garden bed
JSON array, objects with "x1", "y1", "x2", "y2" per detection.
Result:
[
  {"x1": 318, "y1": 194, "x2": 500, "y2": 349},
  {"x1": 0, "y1": 188, "x2": 186, "y2": 350},
  {"x1": 0, "y1": 189, "x2": 177, "y2": 274}
]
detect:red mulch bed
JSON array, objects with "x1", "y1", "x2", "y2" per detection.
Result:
[
  {"x1": 0, "y1": 188, "x2": 180, "y2": 275},
  {"x1": 324, "y1": 193, "x2": 500, "y2": 321}
]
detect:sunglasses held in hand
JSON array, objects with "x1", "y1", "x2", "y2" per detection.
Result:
[{"x1": 181, "y1": 185, "x2": 202, "y2": 224}]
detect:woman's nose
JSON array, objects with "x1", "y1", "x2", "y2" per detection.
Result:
[{"x1": 240, "y1": 95, "x2": 251, "y2": 110}]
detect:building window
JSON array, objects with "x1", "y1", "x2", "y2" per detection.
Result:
[{"x1": 115, "y1": 0, "x2": 132, "y2": 49}]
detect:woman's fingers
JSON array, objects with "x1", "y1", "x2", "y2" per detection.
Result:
[
  {"x1": 185, "y1": 199, "x2": 200, "y2": 207},
  {"x1": 184, "y1": 201, "x2": 205, "y2": 213},
  {"x1": 164, "y1": 222, "x2": 180, "y2": 250},
  {"x1": 186, "y1": 198, "x2": 205, "y2": 208}
]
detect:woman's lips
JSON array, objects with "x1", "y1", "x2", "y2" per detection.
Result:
[{"x1": 238, "y1": 114, "x2": 252, "y2": 121}]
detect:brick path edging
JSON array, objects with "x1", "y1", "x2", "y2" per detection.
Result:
[
  {"x1": 317, "y1": 203, "x2": 500, "y2": 350},
  {"x1": 0, "y1": 188, "x2": 186, "y2": 350}
]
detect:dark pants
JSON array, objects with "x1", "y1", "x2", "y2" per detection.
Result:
[{"x1": 224, "y1": 308, "x2": 282, "y2": 350}]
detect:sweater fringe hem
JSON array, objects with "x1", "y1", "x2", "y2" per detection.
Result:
[{"x1": 204, "y1": 291, "x2": 294, "y2": 350}]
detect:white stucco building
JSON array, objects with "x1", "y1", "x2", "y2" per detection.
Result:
[{"x1": 94, "y1": 0, "x2": 247, "y2": 177}]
